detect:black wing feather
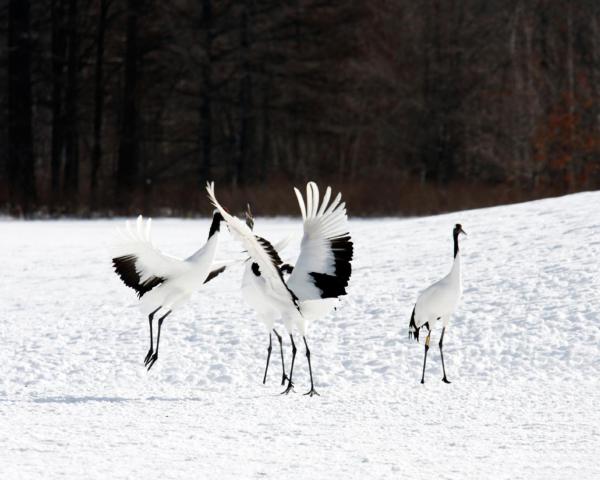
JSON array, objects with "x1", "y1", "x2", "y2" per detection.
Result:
[
  {"x1": 255, "y1": 235, "x2": 284, "y2": 266},
  {"x1": 280, "y1": 263, "x2": 294, "y2": 274},
  {"x1": 112, "y1": 254, "x2": 165, "y2": 298},
  {"x1": 309, "y1": 234, "x2": 354, "y2": 299},
  {"x1": 204, "y1": 266, "x2": 227, "y2": 284}
]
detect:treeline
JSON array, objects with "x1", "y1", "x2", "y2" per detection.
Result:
[{"x1": 1, "y1": 0, "x2": 599, "y2": 217}]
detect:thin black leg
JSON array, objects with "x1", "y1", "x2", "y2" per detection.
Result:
[
  {"x1": 281, "y1": 334, "x2": 297, "y2": 394},
  {"x1": 303, "y1": 337, "x2": 319, "y2": 397},
  {"x1": 262, "y1": 333, "x2": 273, "y2": 384},
  {"x1": 147, "y1": 310, "x2": 171, "y2": 371},
  {"x1": 439, "y1": 327, "x2": 451, "y2": 383},
  {"x1": 273, "y1": 329, "x2": 288, "y2": 386},
  {"x1": 420, "y1": 332, "x2": 431, "y2": 384},
  {"x1": 144, "y1": 307, "x2": 160, "y2": 366}
]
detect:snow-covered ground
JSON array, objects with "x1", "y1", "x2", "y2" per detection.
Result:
[{"x1": 1, "y1": 192, "x2": 599, "y2": 479}]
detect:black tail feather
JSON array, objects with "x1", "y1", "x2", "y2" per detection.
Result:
[{"x1": 408, "y1": 306, "x2": 419, "y2": 342}]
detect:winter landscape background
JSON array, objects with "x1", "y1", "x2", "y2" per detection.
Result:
[
  {"x1": 2, "y1": 1, "x2": 600, "y2": 216},
  {"x1": 2, "y1": 191, "x2": 599, "y2": 478},
  {"x1": 2, "y1": 1, "x2": 600, "y2": 478}
]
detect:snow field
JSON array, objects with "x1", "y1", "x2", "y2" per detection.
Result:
[{"x1": 1, "y1": 191, "x2": 599, "y2": 478}]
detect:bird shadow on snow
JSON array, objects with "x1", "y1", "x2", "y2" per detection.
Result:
[
  {"x1": 2, "y1": 393, "x2": 281, "y2": 404},
  {"x1": 1, "y1": 395, "x2": 204, "y2": 404},
  {"x1": 29, "y1": 396, "x2": 132, "y2": 404},
  {"x1": 24, "y1": 395, "x2": 211, "y2": 404}
]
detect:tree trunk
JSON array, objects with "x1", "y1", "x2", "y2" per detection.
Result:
[
  {"x1": 566, "y1": 2, "x2": 576, "y2": 190},
  {"x1": 199, "y1": 0, "x2": 212, "y2": 187},
  {"x1": 117, "y1": 0, "x2": 142, "y2": 205},
  {"x1": 7, "y1": 0, "x2": 35, "y2": 215},
  {"x1": 90, "y1": 0, "x2": 109, "y2": 210},
  {"x1": 51, "y1": 0, "x2": 66, "y2": 199},
  {"x1": 63, "y1": 0, "x2": 79, "y2": 205},
  {"x1": 259, "y1": 78, "x2": 270, "y2": 182},
  {"x1": 236, "y1": 1, "x2": 252, "y2": 186}
]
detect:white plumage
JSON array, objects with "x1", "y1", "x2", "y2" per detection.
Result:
[
  {"x1": 240, "y1": 206, "x2": 293, "y2": 385},
  {"x1": 409, "y1": 223, "x2": 466, "y2": 384},
  {"x1": 111, "y1": 197, "x2": 226, "y2": 371},
  {"x1": 241, "y1": 259, "x2": 285, "y2": 332},
  {"x1": 206, "y1": 181, "x2": 353, "y2": 395}
]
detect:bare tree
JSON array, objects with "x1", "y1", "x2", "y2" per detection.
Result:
[{"x1": 7, "y1": 0, "x2": 36, "y2": 214}]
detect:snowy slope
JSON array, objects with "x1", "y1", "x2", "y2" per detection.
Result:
[{"x1": 1, "y1": 192, "x2": 599, "y2": 479}]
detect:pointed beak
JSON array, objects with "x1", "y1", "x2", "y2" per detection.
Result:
[{"x1": 460, "y1": 227, "x2": 467, "y2": 236}]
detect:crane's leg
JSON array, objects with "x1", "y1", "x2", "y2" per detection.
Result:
[
  {"x1": 273, "y1": 329, "x2": 289, "y2": 386},
  {"x1": 420, "y1": 331, "x2": 431, "y2": 384},
  {"x1": 303, "y1": 337, "x2": 319, "y2": 397},
  {"x1": 281, "y1": 334, "x2": 297, "y2": 395},
  {"x1": 147, "y1": 310, "x2": 171, "y2": 371},
  {"x1": 262, "y1": 333, "x2": 273, "y2": 384},
  {"x1": 144, "y1": 307, "x2": 161, "y2": 366},
  {"x1": 439, "y1": 327, "x2": 451, "y2": 383}
]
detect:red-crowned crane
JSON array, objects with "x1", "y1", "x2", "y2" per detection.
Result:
[
  {"x1": 207, "y1": 181, "x2": 353, "y2": 396},
  {"x1": 409, "y1": 224, "x2": 466, "y2": 384}
]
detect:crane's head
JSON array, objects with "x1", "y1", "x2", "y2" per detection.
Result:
[
  {"x1": 212, "y1": 209, "x2": 224, "y2": 222},
  {"x1": 245, "y1": 203, "x2": 255, "y2": 231},
  {"x1": 454, "y1": 224, "x2": 466, "y2": 237}
]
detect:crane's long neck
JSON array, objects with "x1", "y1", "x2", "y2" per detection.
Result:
[
  {"x1": 204, "y1": 227, "x2": 219, "y2": 253},
  {"x1": 203, "y1": 212, "x2": 223, "y2": 257},
  {"x1": 188, "y1": 213, "x2": 221, "y2": 263},
  {"x1": 453, "y1": 230, "x2": 460, "y2": 258},
  {"x1": 208, "y1": 212, "x2": 223, "y2": 239},
  {"x1": 449, "y1": 231, "x2": 462, "y2": 283}
]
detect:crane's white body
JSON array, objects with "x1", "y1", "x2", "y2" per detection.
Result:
[
  {"x1": 240, "y1": 237, "x2": 292, "y2": 332},
  {"x1": 413, "y1": 253, "x2": 462, "y2": 331},
  {"x1": 138, "y1": 233, "x2": 220, "y2": 316},
  {"x1": 241, "y1": 263, "x2": 281, "y2": 331}
]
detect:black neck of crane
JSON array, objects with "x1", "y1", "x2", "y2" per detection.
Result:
[
  {"x1": 453, "y1": 230, "x2": 460, "y2": 258},
  {"x1": 209, "y1": 212, "x2": 223, "y2": 238}
]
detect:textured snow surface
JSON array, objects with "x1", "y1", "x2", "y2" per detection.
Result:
[{"x1": 1, "y1": 192, "x2": 599, "y2": 479}]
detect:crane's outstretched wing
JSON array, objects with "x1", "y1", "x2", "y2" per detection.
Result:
[
  {"x1": 287, "y1": 182, "x2": 353, "y2": 300},
  {"x1": 111, "y1": 215, "x2": 190, "y2": 297},
  {"x1": 205, "y1": 182, "x2": 299, "y2": 310}
]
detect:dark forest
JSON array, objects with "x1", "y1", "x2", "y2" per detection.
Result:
[{"x1": 2, "y1": 0, "x2": 600, "y2": 216}]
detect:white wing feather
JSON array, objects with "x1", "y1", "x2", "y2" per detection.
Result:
[
  {"x1": 287, "y1": 182, "x2": 352, "y2": 300},
  {"x1": 112, "y1": 215, "x2": 190, "y2": 282},
  {"x1": 273, "y1": 235, "x2": 293, "y2": 254}
]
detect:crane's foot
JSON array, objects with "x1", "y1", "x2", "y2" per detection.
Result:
[
  {"x1": 281, "y1": 374, "x2": 289, "y2": 386},
  {"x1": 420, "y1": 379, "x2": 425, "y2": 384},
  {"x1": 146, "y1": 353, "x2": 159, "y2": 371},
  {"x1": 304, "y1": 387, "x2": 320, "y2": 397},
  {"x1": 442, "y1": 377, "x2": 451, "y2": 384},
  {"x1": 281, "y1": 381, "x2": 295, "y2": 395},
  {"x1": 144, "y1": 349, "x2": 154, "y2": 366}
]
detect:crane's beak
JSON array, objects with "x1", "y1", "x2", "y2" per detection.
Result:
[{"x1": 460, "y1": 227, "x2": 467, "y2": 236}]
